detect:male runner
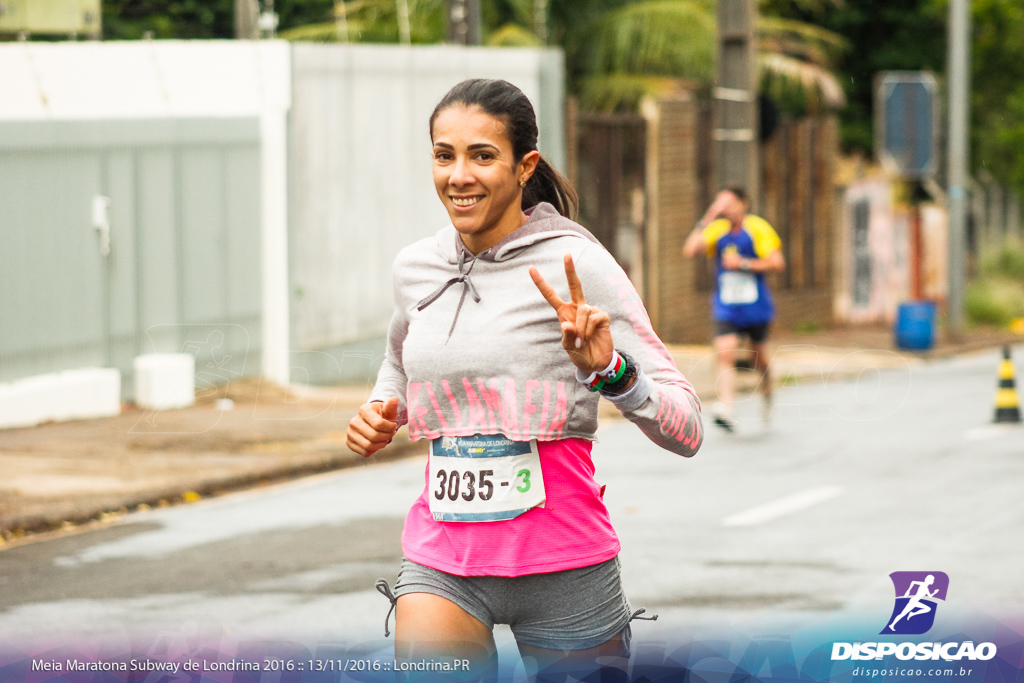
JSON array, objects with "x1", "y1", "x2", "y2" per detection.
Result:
[{"x1": 683, "y1": 186, "x2": 785, "y2": 432}]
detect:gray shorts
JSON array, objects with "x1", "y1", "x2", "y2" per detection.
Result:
[{"x1": 390, "y1": 556, "x2": 634, "y2": 651}]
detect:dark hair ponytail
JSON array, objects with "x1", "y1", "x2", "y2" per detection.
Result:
[
  {"x1": 523, "y1": 156, "x2": 577, "y2": 219},
  {"x1": 430, "y1": 79, "x2": 579, "y2": 220}
]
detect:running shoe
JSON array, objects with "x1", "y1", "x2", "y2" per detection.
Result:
[{"x1": 711, "y1": 402, "x2": 736, "y2": 433}]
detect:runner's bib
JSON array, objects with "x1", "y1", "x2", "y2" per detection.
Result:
[
  {"x1": 428, "y1": 435, "x2": 546, "y2": 522},
  {"x1": 719, "y1": 271, "x2": 759, "y2": 305}
]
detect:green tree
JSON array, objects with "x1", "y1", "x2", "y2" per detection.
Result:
[
  {"x1": 277, "y1": 0, "x2": 443, "y2": 43},
  {"x1": 280, "y1": 0, "x2": 846, "y2": 115},
  {"x1": 103, "y1": 0, "x2": 234, "y2": 39},
  {"x1": 767, "y1": 0, "x2": 1024, "y2": 196},
  {"x1": 103, "y1": 0, "x2": 336, "y2": 40},
  {"x1": 969, "y1": 0, "x2": 1024, "y2": 194},
  {"x1": 762, "y1": 0, "x2": 945, "y2": 153}
]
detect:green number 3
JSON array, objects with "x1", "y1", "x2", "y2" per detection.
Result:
[{"x1": 516, "y1": 468, "x2": 531, "y2": 493}]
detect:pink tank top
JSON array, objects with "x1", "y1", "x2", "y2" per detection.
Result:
[{"x1": 401, "y1": 438, "x2": 620, "y2": 576}]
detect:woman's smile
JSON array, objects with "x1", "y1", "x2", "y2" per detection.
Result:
[{"x1": 450, "y1": 194, "x2": 485, "y2": 210}]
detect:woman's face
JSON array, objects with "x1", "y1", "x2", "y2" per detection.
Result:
[{"x1": 431, "y1": 104, "x2": 538, "y2": 254}]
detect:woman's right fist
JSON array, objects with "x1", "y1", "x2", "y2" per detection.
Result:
[{"x1": 346, "y1": 396, "x2": 400, "y2": 457}]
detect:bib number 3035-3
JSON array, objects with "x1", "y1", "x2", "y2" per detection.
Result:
[{"x1": 428, "y1": 434, "x2": 546, "y2": 522}]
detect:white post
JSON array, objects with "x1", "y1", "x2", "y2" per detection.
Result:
[{"x1": 260, "y1": 42, "x2": 292, "y2": 388}]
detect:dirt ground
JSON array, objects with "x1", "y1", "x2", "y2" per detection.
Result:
[{"x1": 0, "y1": 323, "x2": 1019, "y2": 544}]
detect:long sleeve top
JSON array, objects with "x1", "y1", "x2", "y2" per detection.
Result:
[{"x1": 369, "y1": 202, "x2": 703, "y2": 575}]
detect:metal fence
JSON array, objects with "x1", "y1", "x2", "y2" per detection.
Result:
[
  {"x1": 0, "y1": 41, "x2": 566, "y2": 395},
  {"x1": 0, "y1": 118, "x2": 263, "y2": 398}
]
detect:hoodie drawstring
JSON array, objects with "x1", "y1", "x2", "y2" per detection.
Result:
[{"x1": 415, "y1": 248, "x2": 481, "y2": 343}]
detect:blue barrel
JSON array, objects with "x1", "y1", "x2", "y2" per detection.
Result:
[{"x1": 895, "y1": 300, "x2": 937, "y2": 350}]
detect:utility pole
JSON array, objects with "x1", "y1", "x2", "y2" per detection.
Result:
[
  {"x1": 534, "y1": 0, "x2": 548, "y2": 44},
  {"x1": 947, "y1": 0, "x2": 970, "y2": 340},
  {"x1": 714, "y1": 0, "x2": 759, "y2": 205},
  {"x1": 446, "y1": 0, "x2": 481, "y2": 45},
  {"x1": 397, "y1": 0, "x2": 411, "y2": 45},
  {"x1": 235, "y1": 0, "x2": 260, "y2": 39}
]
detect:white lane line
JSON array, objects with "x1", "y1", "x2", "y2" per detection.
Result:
[
  {"x1": 964, "y1": 424, "x2": 1023, "y2": 441},
  {"x1": 722, "y1": 485, "x2": 844, "y2": 527}
]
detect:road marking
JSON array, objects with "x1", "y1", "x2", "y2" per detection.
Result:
[
  {"x1": 964, "y1": 424, "x2": 1023, "y2": 441},
  {"x1": 722, "y1": 486, "x2": 843, "y2": 527}
]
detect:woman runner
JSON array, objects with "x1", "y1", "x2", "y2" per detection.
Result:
[{"x1": 345, "y1": 79, "x2": 704, "y2": 681}]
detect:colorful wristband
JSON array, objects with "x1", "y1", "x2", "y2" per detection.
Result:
[{"x1": 582, "y1": 351, "x2": 626, "y2": 392}]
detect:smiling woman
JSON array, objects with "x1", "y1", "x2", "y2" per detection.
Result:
[
  {"x1": 428, "y1": 79, "x2": 578, "y2": 255},
  {"x1": 345, "y1": 78, "x2": 704, "y2": 682},
  {"x1": 430, "y1": 106, "x2": 533, "y2": 255}
]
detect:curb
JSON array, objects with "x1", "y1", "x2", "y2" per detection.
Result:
[{"x1": 0, "y1": 439, "x2": 425, "y2": 541}]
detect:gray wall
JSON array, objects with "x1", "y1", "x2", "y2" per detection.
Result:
[
  {"x1": 0, "y1": 119, "x2": 263, "y2": 398},
  {"x1": 288, "y1": 44, "x2": 566, "y2": 384},
  {"x1": 0, "y1": 42, "x2": 568, "y2": 394}
]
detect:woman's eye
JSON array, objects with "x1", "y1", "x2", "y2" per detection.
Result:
[
  {"x1": 475, "y1": 152, "x2": 494, "y2": 161},
  {"x1": 433, "y1": 151, "x2": 452, "y2": 161}
]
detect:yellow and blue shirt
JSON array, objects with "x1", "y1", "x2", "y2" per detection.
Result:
[{"x1": 702, "y1": 214, "x2": 782, "y2": 325}]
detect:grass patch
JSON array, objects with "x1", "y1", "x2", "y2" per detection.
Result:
[
  {"x1": 981, "y1": 245, "x2": 1024, "y2": 280},
  {"x1": 793, "y1": 320, "x2": 823, "y2": 334},
  {"x1": 967, "y1": 279, "x2": 1024, "y2": 325},
  {"x1": 967, "y1": 246, "x2": 1024, "y2": 326}
]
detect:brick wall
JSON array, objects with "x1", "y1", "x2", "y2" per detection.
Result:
[
  {"x1": 642, "y1": 96, "x2": 701, "y2": 342},
  {"x1": 640, "y1": 98, "x2": 839, "y2": 343}
]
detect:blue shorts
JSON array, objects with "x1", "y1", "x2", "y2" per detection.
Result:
[
  {"x1": 390, "y1": 556, "x2": 634, "y2": 651},
  {"x1": 714, "y1": 320, "x2": 771, "y2": 343}
]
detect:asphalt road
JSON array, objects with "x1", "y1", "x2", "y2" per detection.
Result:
[{"x1": 1, "y1": 346, "x2": 1021, "y2": 667}]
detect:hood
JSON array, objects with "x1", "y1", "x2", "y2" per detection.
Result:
[{"x1": 435, "y1": 202, "x2": 602, "y2": 265}]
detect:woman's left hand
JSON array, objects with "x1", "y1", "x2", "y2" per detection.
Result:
[{"x1": 529, "y1": 254, "x2": 614, "y2": 374}]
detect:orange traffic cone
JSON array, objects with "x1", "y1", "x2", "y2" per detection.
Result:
[{"x1": 994, "y1": 346, "x2": 1022, "y2": 424}]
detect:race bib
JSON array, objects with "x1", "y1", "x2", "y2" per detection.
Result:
[
  {"x1": 719, "y1": 271, "x2": 759, "y2": 305},
  {"x1": 428, "y1": 435, "x2": 546, "y2": 522}
]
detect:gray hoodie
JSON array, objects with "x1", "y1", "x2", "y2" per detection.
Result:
[{"x1": 370, "y1": 203, "x2": 703, "y2": 457}]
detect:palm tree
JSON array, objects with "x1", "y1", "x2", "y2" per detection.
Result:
[
  {"x1": 278, "y1": 0, "x2": 444, "y2": 44},
  {"x1": 569, "y1": 0, "x2": 846, "y2": 112},
  {"x1": 280, "y1": 0, "x2": 846, "y2": 114}
]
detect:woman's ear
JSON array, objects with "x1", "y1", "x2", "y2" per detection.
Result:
[{"x1": 518, "y1": 150, "x2": 541, "y2": 184}]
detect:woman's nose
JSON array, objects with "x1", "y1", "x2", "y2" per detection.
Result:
[{"x1": 449, "y1": 156, "x2": 474, "y2": 186}]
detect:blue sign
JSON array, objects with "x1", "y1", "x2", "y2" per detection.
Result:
[{"x1": 877, "y1": 72, "x2": 937, "y2": 178}]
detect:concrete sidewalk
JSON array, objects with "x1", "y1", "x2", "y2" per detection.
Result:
[{"x1": 0, "y1": 324, "x2": 1017, "y2": 541}]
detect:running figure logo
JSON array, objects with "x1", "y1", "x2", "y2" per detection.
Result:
[{"x1": 881, "y1": 571, "x2": 949, "y2": 635}]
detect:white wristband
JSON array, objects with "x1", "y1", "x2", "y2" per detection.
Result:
[{"x1": 579, "y1": 351, "x2": 622, "y2": 386}]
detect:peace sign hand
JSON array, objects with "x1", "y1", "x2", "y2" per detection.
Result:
[{"x1": 529, "y1": 254, "x2": 614, "y2": 374}]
